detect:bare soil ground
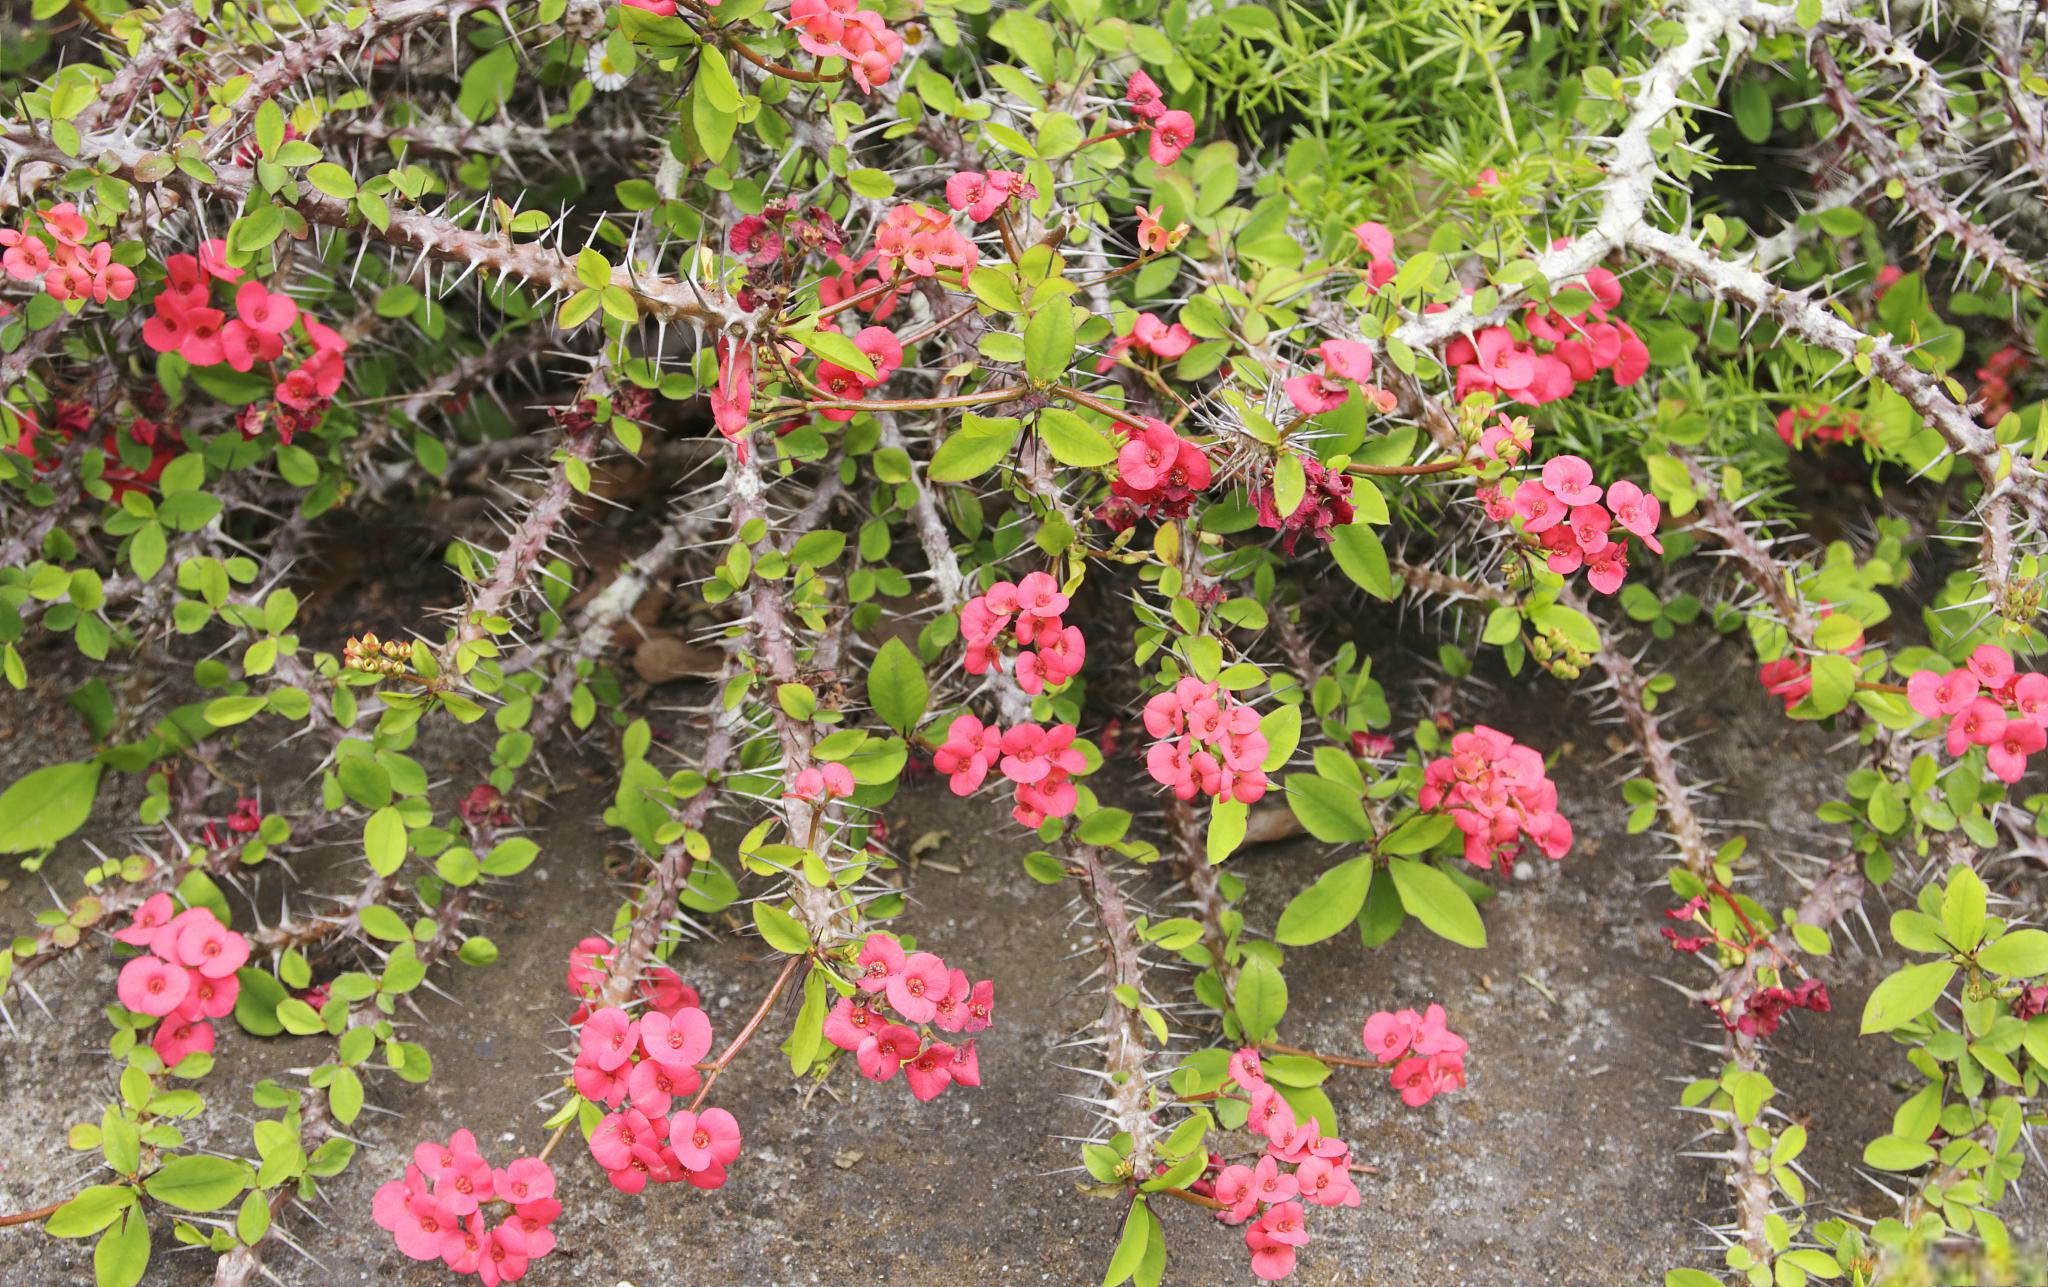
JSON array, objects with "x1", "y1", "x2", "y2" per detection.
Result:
[{"x1": 0, "y1": 630, "x2": 2036, "y2": 1287}]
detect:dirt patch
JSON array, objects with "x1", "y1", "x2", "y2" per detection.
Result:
[{"x1": 0, "y1": 637, "x2": 2036, "y2": 1287}]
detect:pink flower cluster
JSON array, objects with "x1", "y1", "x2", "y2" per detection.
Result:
[
  {"x1": 875, "y1": 202, "x2": 976, "y2": 281},
  {"x1": 573, "y1": 1001, "x2": 742, "y2": 1194},
  {"x1": 709, "y1": 337, "x2": 754, "y2": 458},
  {"x1": 1102, "y1": 415, "x2": 1213, "y2": 525},
  {"x1": 1123, "y1": 72, "x2": 1194, "y2": 166},
  {"x1": 1349, "y1": 220, "x2": 1399, "y2": 291},
  {"x1": 1726, "y1": 978, "x2": 1829, "y2": 1039},
  {"x1": 1098, "y1": 312, "x2": 1193, "y2": 372},
  {"x1": 1419, "y1": 725, "x2": 1573, "y2": 869},
  {"x1": 811, "y1": 324, "x2": 902, "y2": 422},
  {"x1": 1197, "y1": 1049, "x2": 1361, "y2": 1281},
  {"x1": 933, "y1": 714, "x2": 1087, "y2": 827},
  {"x1": 1444, "y1": 265, "x2": 1649, "y2": 405},
  {"x1": 787, "y1": 762, "x2": 855, "y2": 802},
  {"x1": 960, "y1": 571, "x2": 1086, "y2": 694},
  {"x1": 113, "y1": 895, "x2": 249, "y2": 1067},
  {"x1": 142, "y1": 248, "x2": 347, "y2": 445},
  {"x1": 373, "y1": 1131, "x2": 559, "y2": 1283},
  {"x1": 786, "y1": 0, "x2": 903, "y2": 92},
  {"x1": 830, "y1": 931, "x2": 991, "y2": 1101},
  {"x1": 1141, "y1": 678, "x2": 1270, "y2": 804},
  {"x1": 1776, "y1": 403, "x2": 1860, "y2": 448},
  {"x1": 563, "y1": 935, "x2": 696, "y2": 1025},
  {"x1": 1283, "y1": 339, "x2": 1395, "y2": 418},
  {"x1": 1906, "y1": 644, "x2": 2048, "y2": 783},
  {"x1": 1253, "y1": 458, "x2": 1354, "y2": 554},
  {"x1": 1361, "y1": 1003, "x2": 1468, "y2": 1106},
  {"x1": 944, "y1": 170, "x2": 1036, "y2": 224},
  {"x1": 2, "y1": 202, "x2": 134, "y2": 304},
  {"x1": 1505, "y1": 455, "x2": 1661, "y2": 595}
]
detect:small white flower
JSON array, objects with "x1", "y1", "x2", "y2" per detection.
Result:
[{"x1": 585, "y1": 46, "x2": 629, "y2": 92}]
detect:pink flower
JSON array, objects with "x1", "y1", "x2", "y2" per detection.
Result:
[
  {"x1": 436, "y1": 1147, "x2": 494, "y2": 1217},
  {"x1": 1541, "y1": 454, "x2": 1601, "y2": 506},
  {"x1": 1132, "y1": 207, "x2": 1187, "y2": 255},
  {"x1": 1908, "y1": 668, "x2": 1980, "y2": 720},
  {"x1": 579, "y1": 1006, "x2": 638, "y2": 1072},
  {"x1": 117, "y1": 955, "x2": 190, "y2": 1017},
  {"x1": 1126, "y1": 71, "x2": 1166, "y2": 119},
  {"x1": 1968, "y1": 644, "x2": 2016, "y2": 692},
  {"x1": 1251, "y1": 1154, "x2": 1299, "y2": 1205},
  {"x1": 1285, "y1": 374, "x2": 1349, "y2": 415},
  {"x1": 1228, "y1": 1046, "x2": 1266, "y2": 1088},
  {"x1": 886, "y1": 951, "x2": 951, "y2": 1023},
  {"x1": 1604, "y1": 480, "x2": 1663, "y2": 553},
  {"x1": 951, "y1": 1039, "x2": 982, "y2": 1087},
  {"x1": 1473, "y1": 326, "x2": 1535, "y2": 392},
  {"x1": 1390, "y1": 1051, "x2": 1467, "y2": 1106},
  {"x1": 1212, "y1": 1164, "x2": 1260, "y2": 1224},
  {"x1": 493, "y1": 1158, "x2": 555, "y2": 1207},
  {"x1": 1585, "y1": 544, "x2": 1629, "y2": 595},
  {"x1": 904, "y1": 1042, "x2": 955, "y2": 1101},
  {"x1": 1296, "y1": 1154, "x2": 1360, "y2": 1208},
  {"x1": 670, "y1": 1107, "x2": 742, "y2": 1171},
  {"x1": 856, "y1": 1023, "x2": 920, "y2": 1080},
  {"x1": 197, "y1": 238, "x2": 241, "y2": 282},
  {"x1": 1245, "y1": 1225, "x2": 1298, "y2": 1280},
  {"x1": 1147, "y1": 110, "x2": 1194, "y2": 166},
  {"x1": 1362, "y1": 1009, "x2": 1417, "y2": 1063},
  {"x1": 0, "y1": 232, "x2": 50, "y2": 281},
  {"x1": 1948, "y1": 697, "x2": 2008, "y2": 756},
  {"x1": 589, "y1": 1108, "x2": 656, "y2": 1171},
  {"x1": 1410, "y1": 1002, "x2": 1467, "y2": 1056},
  {"x1": 1318, "y1": 339, "x2": 1373, "y2": 384},
  {"x1": 151, "y1": 1016, "x2": 215, "y2": 1066},
  {"x1": 395, "y1": 1193, "x2": 456, "y2": 1261},
  {"x1": 824, "y1": 997, "x2": 888, "y2": 1050},
  {"x1": 857, "y1": 932, "x2": 905, "y2": 993},
  {"x1": 1512, "y1": 480, "x2": 1565, "y2": 534},
  {"x1": 1247, "y1": 1084, "x2": 1297, "y2": 1141},
  {"x1": 174, "y1": 911, "x2": 250, "y2": 978},
  {"x1": 175, "y1": 971, "x2": 239, "y2": 1020},
  {"x1": 235, "y1": 281, "x2": 299, "y2": 335},
  {"x1": 628, "y1": 1055, "x2": 692, "y2": 1116},
  {"x1": 115, "y1": 893, "x2": 177, "y2": 947},
  {"x1": 1988, "y1": 718, "x2": 2046, "y2": 783},
  {"x1": 640, "y1": 1005, "x2": 713, "y2": 1072}
]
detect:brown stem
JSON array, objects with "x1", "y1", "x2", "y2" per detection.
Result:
[
  {"x1": 535, "y1": 1118, "x2": 574, "y2": 1167},
  {"x1": 685, "y1": 954, "x2": 803, "y2": 1112},
  {"x1": 0, "y1": 1199, "x2": 66, "y2": 1229},
  {"x1": 1258, "y1": 1039, "x2": 1384, "y2": 1071},
  {"x1": 1347, "y1": 457, "x2": 1465, "y2": 478},
  {"x1": 1052, "y1": 384, "x2": 1155, "y2": 432},
  {"x1": 1157, "y1": 1186, "x2": 1227, "y2": 1211}
]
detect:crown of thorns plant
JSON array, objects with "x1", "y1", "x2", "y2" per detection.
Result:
[{"x1": 3, "y1": 0, "x2": 2048, "y2": 1281}]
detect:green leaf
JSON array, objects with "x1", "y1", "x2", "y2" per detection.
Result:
[
  {"x1": 1380, "y1": 813, "x2": 1454, "y2": 856},
  {"x1": 327, "y1": 1067, "x2": 364, "y2": 1126},
  {"x1": 1979, "y1": 929, "x2": 2048, "y2": 978},
  {"x1": 1283, "y1": 773, "x2": 1373, "y2": 843},
  {"x1": 142, "y1": 1154, "x2": 253, "y2": 1212},
  {"x1": 866, "y1": 638, "x2": 929, "y2": 736},
  {"x1": 1024, "y1": 304, "x2": 1076, "y2": 386},
  {"x1": 753, "y1": 902, "x2": 813, "y2": 954},
  {"x1": 1942, "y1": 864, "x2": 1987, "y2": 952},
  {"x1": 93, "y1": 1204, "x2": 150, "y2": 1287},
  {"x1": 1101, "y1": 1197, "x2": 1152, "y2": 1287},
  {"x1": 1206, "y1": 798, "x2": 1248, "y2": 864},
  {"x1": 1276, "y1": 857, "x2": 1372, "y2": 945},
  {"x1": 1387, "y1": 859, "x2": 1485, "y2": 948},
  {"x1": 696, "y1": 47, "x2": 740, "y2": 112},
  {"x1": 363, "y1": 807, "x2": 406, "y2": 877},
  {"x1": 0, "y1": 759, "x2": 102, "y2": 852},
  {"x1": 1862, "y1": 1135, "x2": 1936, "y2": 1171},
  {"x1": 1329, "y1": 523, "x2": 1394, "y2": 599},
  {"x1": 305, "y1": 162, "x2": 356, "y2": 199},
  {"x1": 201, "y1": 695, "x2": 266, "y2": 727},
  {"x1": 791, "y1": 325, "x2": 877, "y2": 380},
  {"x1": 45, "y1": 1186, "x2": 136, "y2": 1237},
  {"x1": 233, "y1": 969, "x2": 287, "y2": 1036},
  {"x1": 1860, "y1": 960, "x2": 1956, "y2": 1033},
  {"x1": 1036, "y1": 408, "x2": 1118, "y2": 467},
  {"x1": 1233, "y1": 952, "x2": 1287, "y2": 1039},
  {"x1": 1666, "y1": 1273, "x2": 1726, "y2": 1287},
  {"x1": 928, "y1": 414, "x2": 1021, "y2": 482},
  {"x1": 1259, "y1": 705, "x2": 1300, "y2": 772}
]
